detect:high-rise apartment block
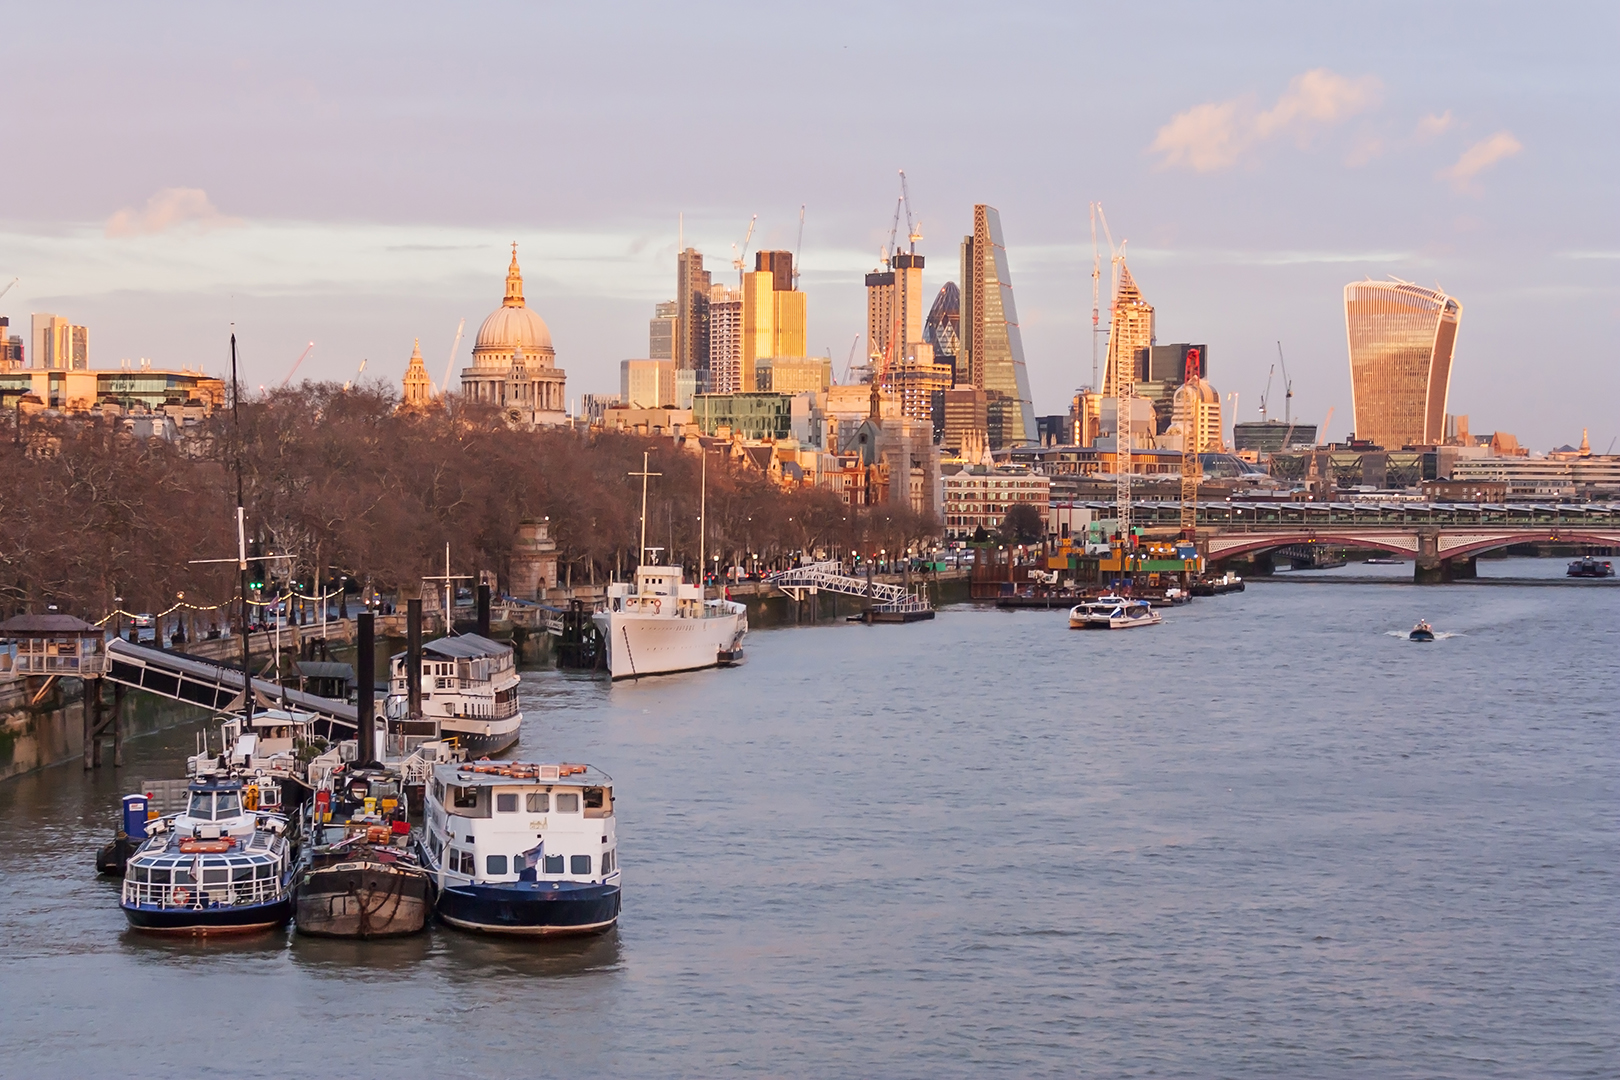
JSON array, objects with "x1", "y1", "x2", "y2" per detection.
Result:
[
  {"x1": 31, "y1": 313, "x2": 89, "y2": 370},
  {"x1": 1344, "y1": 279, "x2": 1462, "y2": 448},
  {"x1": 959, "y1": 205, "x2": 1036, "y2": 447},
  {"x1": 675, "y1": 248, "x2": 711, "y2": 376},
  {"x1": 742, "y1": 250, "x2": 805, "y2": 392},
  {"x1": 648, "y1": 300, "x2": 677, "y2": 361},
  {"x1": 707, "y1": 284, "x2": 743, "y2": 394}
]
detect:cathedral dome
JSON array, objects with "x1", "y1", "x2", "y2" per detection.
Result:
[{"x1": 473, "y1": 244, "x2": 554, "y2": 365}]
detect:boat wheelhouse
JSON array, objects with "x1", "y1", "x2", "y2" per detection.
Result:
[
  {"x1": 421, "y1": 761, "x2": 621, "y2": 937},
  {"x1": 119, "y1": 774, "x2": 293, "y2": 934},
  {"x1": 388, "y1": 634, "x2": 521, "y2": 757}
]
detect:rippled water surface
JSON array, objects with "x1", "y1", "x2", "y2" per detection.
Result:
[{"x1": 1, "y1": 561, "x2": 1615, "y2": 1078}]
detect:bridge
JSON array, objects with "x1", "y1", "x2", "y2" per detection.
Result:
[
  {"x1": 106, "y1": 638, "x2": 358, "y2": 737},
  {"x1": 1081, "y1": 500, "x2": 1620, "y2": 582},
  {"x1": 764, "y1": 562, "x2": 935, "y2": 615}
]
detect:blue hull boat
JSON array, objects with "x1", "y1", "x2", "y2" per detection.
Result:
[{"x1": 437, "y1": 881, "x2": 621, "y2": 937}]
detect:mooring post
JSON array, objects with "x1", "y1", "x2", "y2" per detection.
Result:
[
  {"x1": 82, "y1": 683, "x2": 94, "y2": 771},
  {"x1": 113, "y1": 681, "x2": 126, "y2": 768},
  {"x1": 90, "y1": 679, "x2": 103, "y2": 768},
  {"x1": 356, "y1": 612, "x2": 375, "y2": 765},
  {"x1": 406, "y1": 598, "x2": 423, "y2": 722},
  {"x1": 476, "y1": 583, "x2": 491, "y2": 638}
]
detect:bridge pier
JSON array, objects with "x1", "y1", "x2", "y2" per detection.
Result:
[{"x1": 1416, "y1": 555, "x2": 1477, "y2": 583}]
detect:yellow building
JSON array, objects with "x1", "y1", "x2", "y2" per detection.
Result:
[
  {"x1": 1344, "y1": 278, "x2": 1462, "y2": 448},
  {"x1": 742, "y1": 250, "x2": 806, "y2": 391},
  {"x1": 1104, "y1": 263, "x2": 1153, "y2": 399}
]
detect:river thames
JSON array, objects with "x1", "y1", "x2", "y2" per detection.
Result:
[{"x1": 0, "y1": 559, "x2": 1614, "y2": 1077}]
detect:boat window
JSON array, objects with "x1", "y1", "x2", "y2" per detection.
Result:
[
  {"x1": 486, "y1": 855, "x2": 508, "y2": 875},
  {"x1": 526, "y1": 793, "x2": 548, "y2": 813},
  {"x1": 232, "y1": 866, "x2": 254, "y2": 882},
  {"x1": 202, "y1": 868, "x2": 229, "y2": 885},
  {"x1": 448, "y1": 786, "x2": 490, "y2": 818},
  {"x1": 458, "y1": 851, "x2": 476, "y2": 876},
  {"x1": 496, "y1": 793, "x2": 518, "y2": 813},
  {"x1": 555, "y1": 793, "x2": 580, "y2": 813},
  {"x1": 216, "y1": 792, "x2": 241, "y2": 817},
  {"x1": 583, "y1": 787, "x2": 611, "y2": 818},
  {"x1": 131, "y1": 866, "x2": 148, "y2": 883},
  {"x1": 255, "y1": 864, "x2": 273, "y2": 879},
  {"x1": 149, "y1": 868, "x2": 169, "y2": 884},
  {"x1": 544, "y1": 854, "x2": 564, "y2": 874},
  {"x1": 187, "y1": 792, "x2": 213, "y2": 819},
  {"x1": 570, "y1": 854, "x2": 592, "y2": 875},
  {"x1": 602, "y1": 850, "x2": 615, "y2": 873},
  {"x1": 174, "y1": 868, "x2": 195, "y2": 885}
]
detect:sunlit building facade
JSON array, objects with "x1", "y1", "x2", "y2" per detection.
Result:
[{"x1": 1344, "y1": 279, "x2": 1462, "y2": 449}]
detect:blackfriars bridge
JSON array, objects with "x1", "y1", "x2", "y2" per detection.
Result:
[{"x1": 1093, "y1": 501, "x2": 1620, "y2": 582}]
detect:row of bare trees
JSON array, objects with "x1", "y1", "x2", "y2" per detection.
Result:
[{"x1": 0, "y1": 383, "x2": 940, "y2": 621}]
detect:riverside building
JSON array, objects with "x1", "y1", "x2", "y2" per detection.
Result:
[{"x1": 1344, "y1": 278, "x2": 1462, "y2": 450}]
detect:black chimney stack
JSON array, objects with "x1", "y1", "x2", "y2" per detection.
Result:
[
  {"x1": 356, "y1": 613, "x2": 375, "y2": 764},
  {"x1": 476, "y1": 583, "x2": 491, "y2": 638},
  {"x1": 406, "y1": 598, "x2": 423, "y2": 721}
]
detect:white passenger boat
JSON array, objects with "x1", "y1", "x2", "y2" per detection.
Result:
[
  {"x1": 591, "y1": 449, "x2": 747, "y2": 680},
  {"x1": 1068, "y1": 595, "x2": 1163, "y2": 629},
  {"x1": 388, "y1": 634, "x2": 522, "y2": 757},
  {"x1": 420, "y1": 761, "x2": 621, "y2": 936}
]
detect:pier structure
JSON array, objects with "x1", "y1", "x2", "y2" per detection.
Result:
[
  {"x1": 764, "y1": 562, "x2": 935, "y2": 621},
  {"x1": 0, "y1": 614, "x2": 112, "y2": 770}
]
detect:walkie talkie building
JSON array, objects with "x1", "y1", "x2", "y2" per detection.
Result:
[{"x1": 1344, "y1": 279, "x2": 1462, "y2": 449}]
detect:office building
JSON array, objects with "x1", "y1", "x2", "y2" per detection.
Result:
[
  {"x1": 1133, "y1": 343, "x2": 1207, "y2": 434},
  {"x1": 756, "y1": 356, "x2": 832, "y2": 395},
  {"x1": 866, "y1": 252, "x2": 926, "y2": 370},
  {"x1": 923, "y1": 282, "x2": 960, "y2": 384},
  {"x1": 742, "y1": 250, "x2": 806, "y2": 392},
  {"x1": 1232, "y1": 420, "x2": 1317, "y2": 453},
  {"x1": 707, "y1": 284, "x2": 743, "y2": 393},
  {"x1": 1169, "y1": 376, "x2": 1223, "y2": 452},
  {"x1": 959, "y1": 205, "x2": 1036, "y2": 447},
  {"x1": 460, "y1": 245, "x2": 568, "y2": 425},
  {"x1": 942, "y1": 467, "x2": 1050, "y2": 539},
  {"x1": 675, "y1": 248, "x2": 711, "y2": 375},
  {"x1": 648, "y1": 300, "x2": 677, "y2": 361},
  {"x1": 1344, "y1": 279, "x2": 1462, "y2": 449},
  {"x1": 0, "y1": 317, "x2": 22, "y2": 369},
  {"x1": 31, "y1": 313, "x2": 89, "y2": 370},
  {"x1": 691, "y1": 391, "x2": 798, "y2": 441},
  {"x1": 941, "y1": 385, "x2": 989, "y2": 454},
  {"x1": 620, "y1": 359, "x2": 675, "y2": 408},
  {"x1": 2, "y1": 360, "x2": 223, "y2": 417},
  {"x1": 890, "y1": 342, "x2": 952, "y2": 427},
  {"x1": 401, "y1": 339, "x2": 434, "y2": 408}
]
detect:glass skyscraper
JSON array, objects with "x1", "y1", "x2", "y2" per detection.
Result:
[
  {"x1": 1343, "y1": 279, "x2": 1462, "y2": 449},
  {"x1": 959, "y1": 205, "x2": 1037, "y2": 447}
]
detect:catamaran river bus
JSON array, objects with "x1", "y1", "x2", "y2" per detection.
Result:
[{"x1": 420, "y1": 761, "x2": 621, "y2": 937}]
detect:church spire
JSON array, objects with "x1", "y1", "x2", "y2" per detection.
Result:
[{"x1": 504, "y1": 241, "x2": 525, "y2": 307}]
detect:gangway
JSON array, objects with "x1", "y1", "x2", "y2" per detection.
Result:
[
  {"x1": 105, "y1": 638, "x2": 357, "y2": 738},
  {"x1": 763, "y1": 562, "x2": 934, "y2": 615}
]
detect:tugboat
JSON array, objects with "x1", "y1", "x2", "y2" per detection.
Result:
[
  {"x1": 421, "y1": 761, "x2": 621, "y2": 937},
  {"x1": 1409, "y1": 619, "x2": 1436, "y2": 642},
  {"x1": 1566, "y1": 556, "x2": 1615, "y2": 578},
  {"x1": 292, "y1": 767, "x2": 433, "y2": 937},
  {"x1": 119, "y1": 772, "x2": 294, "y2": 934},
  {"x1": 1068, "y1": 595, "x2": 1163, "y2": 629}
]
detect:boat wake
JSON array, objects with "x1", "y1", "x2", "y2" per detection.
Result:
[{"x1": 1386, "y1": 630, "x2": 1460, "y2": 639}]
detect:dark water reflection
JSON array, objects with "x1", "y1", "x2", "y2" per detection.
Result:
[{"x1": 0, "y1": 559, "x2": 1614, "y2": 1078}]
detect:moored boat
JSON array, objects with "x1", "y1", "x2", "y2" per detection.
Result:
[
  {"x1": 422, "y1": 761, "x2": 621, "y2": 937},
  {"x1": 388, "y1": 633, "x2": 522, "y2": 757},
  {"x1": 292, "y1": 767, "x2": 432, "y2": 938},
  {"x1": 593, "y1": 566, "x2": 748, "y2": 680},
  {"x1": 119, "y1": 773, "x2": 293, "y2": 934}
]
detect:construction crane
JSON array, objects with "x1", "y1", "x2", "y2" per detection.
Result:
[
  {"x1": 898, "y1": 170, "x2": 921, "y2": 254},
  {"x1": 1259, "y1": 364, "x2": 1274, "y2": 423},
  {"x1": 440, "y1": 317, "x2": 466, "y2": 396},
  {"x1": 730, "y1": 214, "x2": 758, "y2": 286},
  {"x1": 1180, "y1": 347, "x2": 1203, "y2": 533},
  {"x1": 342, "y1": 358, "x2": 367, "y2": 392},
  {"x1": 1277, "y1": 341, "x2": 1296, "y2": 448},
  {"x1": 280, "y1": 342, "x2": 316, "y2": 387},
  {"x1": 841, "y1": 334, "x2": 864, "y2": 385},
  {"x1": 0, "y1": 277, "x2": 17, "y2": 302},
  {"x1": 1318, "y1": 406, "x2": 1335, "y2": 447},
  {"x1": 793, "y1": 205, "x2": 806, "y2": 290},
  {"x1": 881, "y1": 197, "x2": 903, "y2": 268}
]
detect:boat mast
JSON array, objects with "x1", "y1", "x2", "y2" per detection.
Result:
[
  {"x1": 231, "y1": 333, "x2": 253, "y2": 726},
  {"x1": 629, "y1": 451, "x2": 661, "y2": 568},
  {"x1": 698, "y1": 449, "x2": 706, "y2": 590}
]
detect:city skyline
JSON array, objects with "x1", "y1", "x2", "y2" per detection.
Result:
[{"x1": 0, "y1": 3, "x2": 1613, "y2": 451}]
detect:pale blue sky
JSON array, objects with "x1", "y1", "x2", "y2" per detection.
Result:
[{"x1": 1, "y1": 1, "x2": 1614, "y2": 450}]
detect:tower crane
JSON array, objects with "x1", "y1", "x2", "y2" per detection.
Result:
[
  {"x1": 1318, "y1": 406, "x2": 1335, "y2": 447},
  {"x1": 882, "y1": 197, "x2": 902, "y2": 268},
  {"x1": 841, "y1": 334, "x2": 864, "y2": 385},
  {"x1": 793, "y1": 205, "x2": 805, "y2": 290},
  {"x1": 898, "y1": 170, "x2": 921, "y2": 254},
  {"x1": 1277, "y1": 341, "x2": 1296, "y2": 448},
  {"x1": 280, "y1": 342, "x2": 316, "y2": 388},
  {"x1": 1259, "y1": 364, "x2": 1275, "y2": 423},
  {"x1": 730, "y1": 214, "x2": 757, "y2": 286},
  {"x1": 440, "y1": 317, "x2": 466, "y2": 396},
  {"x1": 0, "y1": 277, "x2": 18, "y2": 302}
]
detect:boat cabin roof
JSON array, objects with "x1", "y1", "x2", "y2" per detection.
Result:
[
  {"x1": 423, "y1": 634, "x2": 510, "y2": 660},
  {"x1": 431, "y1": 761, "x2": 610, "y2": 789}
]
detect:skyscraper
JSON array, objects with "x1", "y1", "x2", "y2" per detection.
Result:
[
  {"x1": 1344, "y1": 279, "x2": 1462, "y2": 448},
  {"x1": 959, "y1": 205, "x2": 1036, "y2": 447},
  {"x1": 675, "y1": 248, "x2": 711, "y2": 377},
  {"x1": 707, "y1": 284, "x2": 743, "y2": 394},
  {"x1": 866, "y1": 253, "x2": 925, "y2": 371},
  {"x1": 31, "y1": 313, "x2": 88, "y2": 370},
  {"x1": 923, "y1": 282, "x2": 961, "y2": 384},
  {"x1": 648, "y1": 300, "x2": 677, "y2": 361},
  {"x1": 742, "y1": 250, "x2": 806, "y2": 391},
  {"x1": 1103, "y1": 264, "x2": 1153, "y2": 399}
]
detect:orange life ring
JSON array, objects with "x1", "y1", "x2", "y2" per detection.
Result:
[
  {"x1": 652, "y1": 598, "x2": 661, "y2": 614},
  {"x1": 172, "y1": 887, "x2": 192, "y2": 906}
]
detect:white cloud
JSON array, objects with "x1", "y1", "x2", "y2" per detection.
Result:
[
  {"x1": 1150, "y1": 69, "x2": 1382, "y2": 172},
  {"x1": 1415, "y1": 111, "x2": 1454, "y2": 140},
  {"x1": 105, "y1": 187, "x2": 241, "y2": 237},
  {"x1": 1438, "y1": 131, "x2": 1523, "y2": 193}
]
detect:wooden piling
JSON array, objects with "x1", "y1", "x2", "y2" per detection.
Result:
[
  {"x1": 90, "y1": 680, "x2": 103, "y2": 768},
  {"x1": 113, "y1": 681, "x2": 125, "y2": 768}
]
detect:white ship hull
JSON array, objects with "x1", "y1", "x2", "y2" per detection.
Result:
[{"x1": 594, "y1": 606, "x2": 747, "y2": 680}]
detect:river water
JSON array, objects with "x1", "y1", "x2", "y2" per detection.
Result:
[{"x1": 1, "y1": 559, "x2": 1614, "y2": 1078}]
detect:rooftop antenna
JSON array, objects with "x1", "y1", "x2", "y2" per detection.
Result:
[{"x1": 793, "y1": 204, "x2": 806, "y2": 290}]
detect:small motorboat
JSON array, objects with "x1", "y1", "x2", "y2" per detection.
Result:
[
  {"x1": 1566, "y1": 557, "x2": 1615, "y2": 578},
  {"x1": 1409, "y1": 620, "x2": 1435, "y2": 642},
  {"x1": 1069, "y1": 596, "x2": 1163, "y2": 629}
]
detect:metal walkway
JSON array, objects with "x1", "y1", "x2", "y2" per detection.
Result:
[
  {"x1": 105, "y1": 638, "x2": 357, "y2": 737},
  {"x1": 763, "y1": 562, "x2": 934, "y2": 613}
]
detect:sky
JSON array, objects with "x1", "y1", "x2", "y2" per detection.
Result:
[{"x1": 1, "y1": 1, "x2": 1615, "y2": 452}]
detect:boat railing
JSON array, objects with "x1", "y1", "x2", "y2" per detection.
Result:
[{"x1": 122, "y1": 874, "x2": 283, "y2": 910}]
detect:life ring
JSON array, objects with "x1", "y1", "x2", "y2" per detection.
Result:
[
  {"x1": 172, "y1": 887, "x2": 192, "y2": 906},
  {"x1": 652, "y1": 599, "x2": 661, "y2": 614}
]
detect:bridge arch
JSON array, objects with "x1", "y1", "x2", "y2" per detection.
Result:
[{"x1": 1205, "y1": 532, "x2": 1419, "y2": 562}]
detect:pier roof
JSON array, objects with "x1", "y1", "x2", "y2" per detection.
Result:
[{"x1": 422, "y1": 633, "x2": 510, "y2": 660}]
